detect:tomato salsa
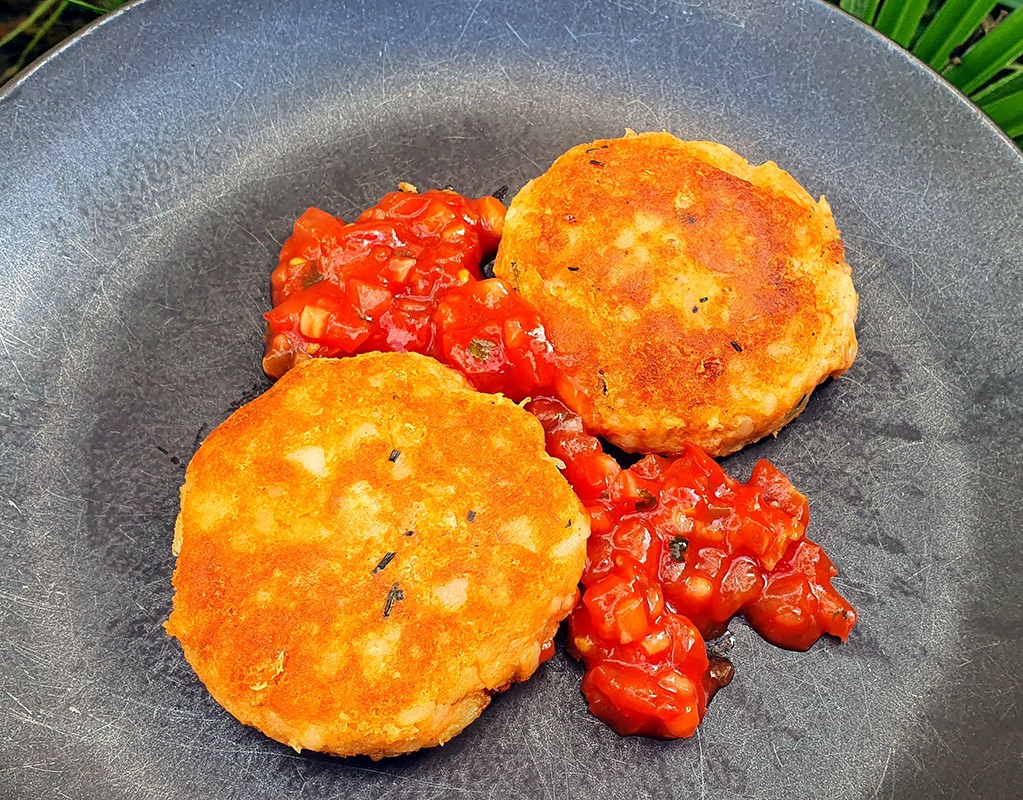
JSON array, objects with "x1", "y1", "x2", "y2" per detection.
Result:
[
  {"x1": 265, "y1": 187, "x2": 579, "y2": 404},
  {"x1": 262, "y1": 186, "x2": 857, "y2": 740},
  {"x1": 528, "y1": 397, "x2": 855, "y2": 737}
]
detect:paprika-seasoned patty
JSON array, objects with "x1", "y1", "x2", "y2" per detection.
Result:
[
  {"x1": 494, "y1": 131, "x2": 858, "y2": 456},
  {"x1": 166, "y1": 352, "x2": 587, "y2": 759}
]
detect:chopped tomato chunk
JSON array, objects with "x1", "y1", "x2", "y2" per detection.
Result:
[
  {"x1": 529, "y1": 396, "x2": 856, "y2": 734},
  {"x1": 263, "y1": 189, "x2": 507, "y2": 377},
  {"x1": 531, "y1": 397, "x2": 855, "y2": 645}
]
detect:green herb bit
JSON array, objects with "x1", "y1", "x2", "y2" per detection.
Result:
[
  {"x1": 299, "y1": 265, "x2": 324, "y2": 289},
  {"x1": 635, "y1": 489, "x2": 657, "y2": 512},
  {"x1": 467, "y1": 338, "x2": 495, "y2": 361}
]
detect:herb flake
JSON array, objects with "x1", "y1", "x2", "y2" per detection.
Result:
[
  {"x1": 730, "y1": 341, "x2": 743, "y2": 352},
  {"x1": 388, "y1": 449, "x2": 401, "y2": 462},
  {"x1": 635, "y1": 489, "x2": 657, "y2": 512},
  {"x1": 669, "y1": 536, "x2": 688, "y2": 563},
  {"x1": 373, "y1": 552, "x2": 396, "y2": 574},
  {"x1": 300, "y1": 266, "x2": 325, "y2": 289},
  {"x1": 467, "y1": 509, "x2": 478, "y2": 523},
  {"x1": 383, "y1": 583, "x2": 404, "y2": 618},
  {"x1": 467, "y1": 338, "x2": 495, "y2": 361}
]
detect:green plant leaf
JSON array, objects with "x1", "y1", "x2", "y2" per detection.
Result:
[
  {"x1": 981, "y1": 90, "x2": 1023, "y2": 137},
  {"x1": 912, "y1": 0, "x2": 999, "y2": 69},
  {"x1": 943, "y1": 7, "x2": 1023, "y2": 94},
  {"x1": 874, "y1": 0, "x2": 930, "y2": 46},
  {"x1": 66, "y1": 0, "x2": 116, "y2": 12},
  {"x1": 839, "y1": 0, "x2": 882, "y2": 24},
  {"x1": 13, "y1": 0, "x2": 69, "y2": 72},
  {"x1": 972, "y1": 64, "x2": 1023, "y2": 104},
  {"x1": 0, "y1": 0, "x2": 60, "y2": 49}
]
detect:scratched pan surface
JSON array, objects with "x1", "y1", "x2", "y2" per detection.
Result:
[{"x1": 1, "y1": 0, "x2": 1021, "y2": 797}]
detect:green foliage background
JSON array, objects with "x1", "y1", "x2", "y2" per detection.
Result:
[{"x1": 841, "y1": 0, "x2": 1023, "y2": 142}]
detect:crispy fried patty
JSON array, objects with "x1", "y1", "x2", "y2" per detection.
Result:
[
  {"x1": 166, "y1": 352, "x2": 587, "y2": 759},
  {"x1": 494, "y1": 132, "x2": 858, "y2": 456}
]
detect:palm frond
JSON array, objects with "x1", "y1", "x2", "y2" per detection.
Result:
[
  {"x1": 972, "y1": 63, "x2": 1023, "y2": 103},
  {"x1": 0, "y1": 0, "x2": 61, "y2": 50},
  {"x1": 874, "y1": 0, "x2": 930, "y2": 46},
  {"x1": 943, "y1": 7, "x2": 1023, "y2": 94},
  {"x1": 67, "y1": 0, "x2": 129, "y2": 11},
  {"x1": 840, "y1": 0, "x2": 883, "y2": 23},
  {"x1": 912, "y1": 0, "x2": 999, "y2": 69},
  {"x1": 1, "y1": 0, "x2": 128, "y2": 83},
  {"x1": 834, "y1": 0, "x2": 1023, "y2": 146},
  {"x1": 982, "y1": 90, "x2": 1023, "y2": 135},
  {"x1": 12, "y1": 1, "x2": 68, "y2": 73}
]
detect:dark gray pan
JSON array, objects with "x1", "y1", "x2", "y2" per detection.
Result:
[{"x1": 1, "y1": 0, "x2": 1021, "y2": 797}]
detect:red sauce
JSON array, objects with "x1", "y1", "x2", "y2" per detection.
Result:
[
  {"x1": 434, "y1": 278, "x2": 586, "y2": 404},
  {"x1": 265, "y1": 190, "x2": 500, "y2": 374},
  {"x1": 262, "y1": 188, "x2": 857, "y2": 740},
  {"x1": 528, "y1": 397, "x2": 855, "y2": 735}
]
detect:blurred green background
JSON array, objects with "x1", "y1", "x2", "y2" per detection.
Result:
[{"x1": 1, "y1": 0, "x2": 1021, "y2": 145}]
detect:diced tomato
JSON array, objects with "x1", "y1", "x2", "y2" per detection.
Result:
[
  {"x1": 263, "y1": 189, "x2": 505, "y2": 377},
  {"x1": 434, "y1": 279, "x2": 569, "y2": 400},
  {"x1": 583, "y1": 566, "x2": 655, "y2": 644},
  {"x1": 529, "y1": 396, "x2": 856, "y2": 735},
  {"x1": 569, "y1": 605, "x2": 716, "y2": 739},
  {"x1": 745, "y1": 539, "x2": 857, "y2": 651},
  {"x1": 526, "y1": 397, "x2": 620, "y2": 501},
  {"x1": 272, "y1": 208, "x2": 347, "y2": 305},
  {"x1": 345, "y1": 278, "x2": 392, "y2": 319}
]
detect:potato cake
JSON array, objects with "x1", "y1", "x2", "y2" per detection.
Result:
[
  {"x1": 166, "y1": 352, "x2": 588, "y2": 759},
  {"x1": 494, "y1": 131, "x2": 858, "y2": 456}
]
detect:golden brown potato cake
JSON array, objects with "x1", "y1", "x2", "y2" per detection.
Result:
[
  {"x1": 166, "y1": 352, "x2": 587, "y2": 759},
  {"x1": 494, "y1": 131, "x2": 858, "y2": 456}
]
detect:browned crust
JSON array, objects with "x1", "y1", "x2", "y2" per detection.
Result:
[
  {"x1": 495, "y1": 132, "x2": 858, "y2": 455},
  {"x1": 167, "y1": 353, "x2": 587, "y2": 758}
]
